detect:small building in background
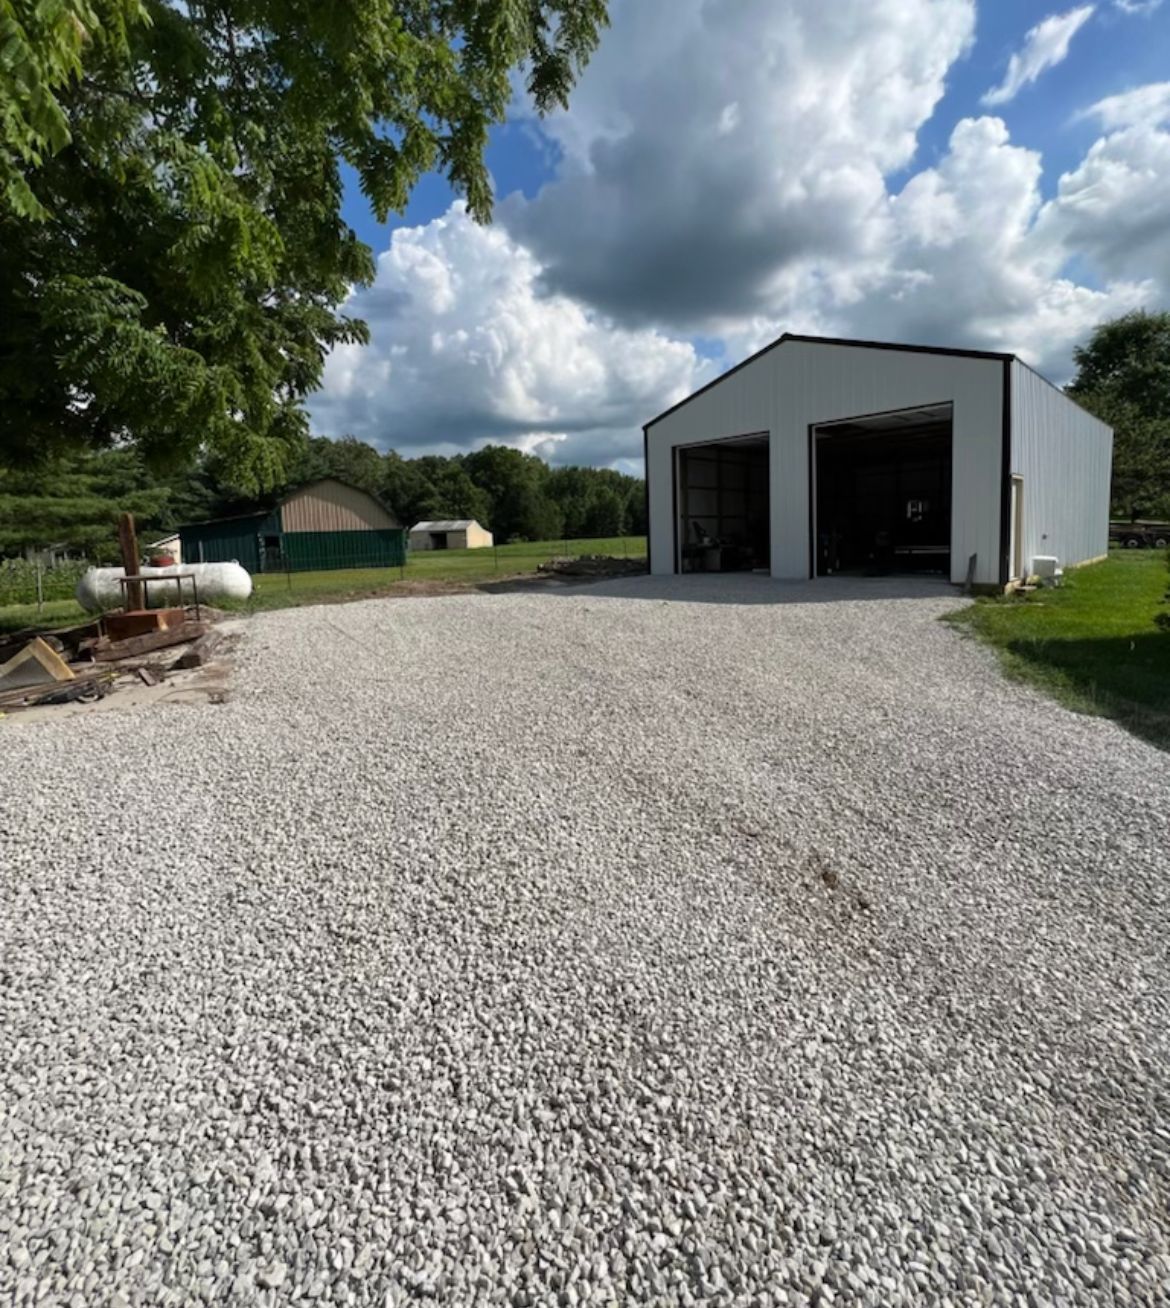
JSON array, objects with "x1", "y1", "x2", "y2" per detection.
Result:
[
  {"x1": 409, "y1": 519, "x2": 494, "y2": 551},
  {"x1": 179, "y1": 478, "x2": 406, "y2": 573},
  {"x1": 145, "y1": 533, "x2": 183, "y2": 566}
]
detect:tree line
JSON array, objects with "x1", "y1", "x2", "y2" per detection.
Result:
[{"x1": 0, "y1": 439, "x2": 646, "y2": 561}]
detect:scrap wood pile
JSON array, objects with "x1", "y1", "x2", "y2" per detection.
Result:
[
  {"x1": 536, "y1": 554, "x2": 646, "y2": 578},
  {"x1": 0, "y1": 609, "x2": 228, "y2": 714}
]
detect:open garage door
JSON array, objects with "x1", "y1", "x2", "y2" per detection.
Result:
[
  {"x1": 676, "y1": 434, "x2": 770, "y2": 573},
  {"x1": 812, "y1": 404, "x2": 953, "y2": 578}
]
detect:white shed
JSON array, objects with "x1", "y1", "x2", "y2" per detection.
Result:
[
  {"x1": 409, "y1": 519, "x2": 494, "y2": 551},
  {"x1": 644, "y1": 333, "x2": 1112, "y2": 589}
]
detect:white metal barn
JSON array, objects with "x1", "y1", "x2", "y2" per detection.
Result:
[
  {"x1": 644, "y1": 334, "x2": 1112, "y2": 589},
  {"x1": 409, "y1": 519, "x2": 494, "y2": 551}
]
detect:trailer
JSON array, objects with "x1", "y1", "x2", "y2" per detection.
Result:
[{"x1": 1110, "y1": 522, "x2": 1170, "y2": 549}]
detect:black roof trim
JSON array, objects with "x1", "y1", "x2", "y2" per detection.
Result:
[{"x1": 643, "y1": 332, "x2": 1016, "y2": 431}]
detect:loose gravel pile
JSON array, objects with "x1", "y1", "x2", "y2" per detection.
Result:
[{"x1": 3, "y1": 574, "x2": 1169, "y2": 1307}]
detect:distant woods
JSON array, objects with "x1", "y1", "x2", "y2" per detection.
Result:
[
  {"x1": 0, "y1": 438, "x2": 646, "y2": 560},
  {"x1": 1067, "y1": 310, "x2": 1170, "y2": 521}
]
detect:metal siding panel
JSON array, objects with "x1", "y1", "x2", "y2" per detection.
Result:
[
  {"x1": 280, "y1": 480, "x2": 399, "y2": 532},
  {"x1": 282, "y1": 530, "x2": 406, "y2": 571},
  {"x1": 647, "y1": 341, "x2": 1005, "y2": 584},
  {"x1": 178, "y1": 514, "x2": 267, "y2": 572},
  {"x1": 1010, "y1": 361, "x2": 1112, "y2": 571}
]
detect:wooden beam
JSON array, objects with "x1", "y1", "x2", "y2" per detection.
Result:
[
  {"x1": 118, "y1": 511, "x2": 142, "y2": 610},
  {"x1": 91, "y1": 621, "x2": 208, "y2": 662}
]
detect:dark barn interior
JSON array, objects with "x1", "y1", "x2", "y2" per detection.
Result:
[
  {"x1": 813, "y1": 404, "x2": 953, "y2": 577},
  {"x1": 677, "y1": 436, "x2": 770, "y2": 572}
]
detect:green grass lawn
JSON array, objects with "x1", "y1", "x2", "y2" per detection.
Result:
[
  {"x1": 947, "y1": 551, "x2": 1170, "y2": 750},
  {"x1": 0, "y1": 598, "x2": 90, "y2": 635},
  {"x1": 240, "y1": 534, "x2": 645, "y2": 610},
  {"x1": 0, "y1": 537, "x2": 646, "y2": 631}
]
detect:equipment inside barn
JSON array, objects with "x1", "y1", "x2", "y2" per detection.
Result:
[{"x1": 814, "y1": 404, "x2": 953, "y2": 577}]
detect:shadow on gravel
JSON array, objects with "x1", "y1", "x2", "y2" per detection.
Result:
[{"x1": 501, "y1": 573, "x2": 959, "y2": 606}]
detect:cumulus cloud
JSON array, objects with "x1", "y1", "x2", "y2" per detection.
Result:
[
  {"x1": 1036, "y1": 115, "x2": 1170, "y2": 293},
  {"x1": 503, "y1": 0, "x2": 976, "y2": 330},
  {"x1": 1081, "y1": 81, "x2": 1170, "y2": 128},
  {"x1": 308, "y1": 206, "x2": 711, "y2": 466},
  {"x1": 981, "y1": 6, "x2": 1095, "y2": 107},
  {"x1": 841, "y1": 117, "x2": 1151, "y2": 377}
]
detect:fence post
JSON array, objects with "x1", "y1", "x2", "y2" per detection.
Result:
[{"x1": 35, "y1": 559, "x2": 44, "y2": 618}]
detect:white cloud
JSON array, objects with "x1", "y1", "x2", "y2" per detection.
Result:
[
  {"x1": 310, "y1": 4, "x2": 1170, "y2": 463},
  {"x1": 847, "y1": 117, "x2": 1151, "y2": 378},
  {"x1": 1036, "y1": 118, "x2": 1170, "y2": 293},
  {"x1": 309, "y1": 206, "x2": 711, "y2": 466},
  {"x1": 503, "y1": 0, "x2": 977, "y2": 329},
  {"x1": 700, "y1": 115, "x2": 1151, "y2": 382},
  {"x1": 1114, "y1": 0, "x2": 1162, "y2": 13},
  {"x1": 981, "y1": 6, "x2": 1095, "y2": 107},
  {"x1": 1080, "y1": 81, "x2": 1170, "y2": 129}
]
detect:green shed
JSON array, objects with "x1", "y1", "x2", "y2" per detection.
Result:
[{"x1": 179, "y1": 478, "x2": 406, "y2": 574}]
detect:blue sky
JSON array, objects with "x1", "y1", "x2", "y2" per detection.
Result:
[{"x1": 312, "y1": 1, "x2": 1170, "y2": 470}]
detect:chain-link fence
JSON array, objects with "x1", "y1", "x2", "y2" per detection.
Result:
[
  {"x1": 0, "y1": 557, "x2": 93, "y2": 617},
  {"x1": 0, "y1": 536, "x2": 649, "y2": 629}
]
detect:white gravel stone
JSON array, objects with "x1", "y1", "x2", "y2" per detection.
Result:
[{"x1": 2, "y1": 573, "x2": 1169, "y2": 1305}]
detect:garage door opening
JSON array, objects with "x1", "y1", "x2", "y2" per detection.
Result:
[
  {"x1": 812, "y1": 404, "x2": 953, "y2": 578},
  {"x1": 676, "y1": 434, "x2": 770, "y2": 573}
]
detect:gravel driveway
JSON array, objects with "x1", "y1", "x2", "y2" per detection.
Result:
[{"x1": 3, "y1": 574, "x2": 1169, "y2": 1307}]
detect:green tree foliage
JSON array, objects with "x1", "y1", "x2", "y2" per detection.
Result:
[
  {"x1": 1067, "y1": 311, "x2": 1170, "y2": 520},
  {"x1": 0, "y1": 0, "x2": 609, "y2": 489},
  {"x1": 462, "y1": 445, "x2": 559, "y2": 541},
  {"x1": 0, "y1": 447, "x2": 169, "y2": 557},
  {"x1": 0, "y1": 0, "x2": 143, "y2": 217},
  {"x1": 285, "y1": 436, "x2": 387, "y2": 497}
]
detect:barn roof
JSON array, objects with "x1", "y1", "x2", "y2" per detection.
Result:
[
  {"x1": 411, "y1": 520, "x2": 478, "y2": 532},
  {"x1": 179, "y1": 478, "x2": 394, "y2": 530},
  {"x1": 643, "y1": 332, "x2": 1018, "y2": 431}
]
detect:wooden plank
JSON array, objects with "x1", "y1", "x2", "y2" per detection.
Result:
[
  {"x1": 0, "y1": 637, "x2": 77, "y2": 691},
  {"x1": 91, "y1": 621, "x2": 208, "y2": 662}
]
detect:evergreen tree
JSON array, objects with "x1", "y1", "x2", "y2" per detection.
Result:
[{"x1": 0, "y1": 448, "x2": 169, "y2": 557}]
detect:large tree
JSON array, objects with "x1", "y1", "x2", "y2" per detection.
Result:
[
  {"x1": 1067, "y1": 311, "x2": 1170, "y2": 521},
  {"x1": 0, "y1": 0, "x2": 607, "y2": 491}
]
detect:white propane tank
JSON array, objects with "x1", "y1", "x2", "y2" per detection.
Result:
[{"x1": 75, "y1": 562, "x2": 253, "y2": 613}]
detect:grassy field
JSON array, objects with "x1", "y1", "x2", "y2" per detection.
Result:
[
  {"x1": 0, "y1": 537, "x2": 647, "y2": 631},
  {"x1": 0, "y1": 598, "x2": 87, "y2": 635},
  {"x1": 947, "y1": 551, "x2": 1170, "y2": 749}
]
